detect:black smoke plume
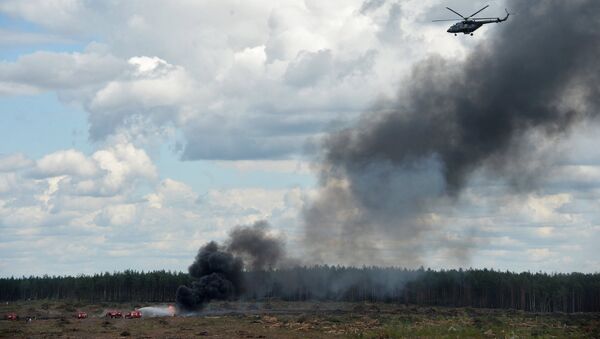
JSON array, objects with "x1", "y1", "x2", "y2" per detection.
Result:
[
  {"x1": 176, "y1": 221, "x2": 286, "y2": 312},
  {"x1": 226, "y1": 220, "x2": 286, "y2": 271},
  {"x1": 304, "y1": 0, "x2": 600, "y2": 266},
  {"x1": 175, "y1": 241, "x2": 243, "y2": 312}
]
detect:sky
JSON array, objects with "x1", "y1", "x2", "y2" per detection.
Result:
[{"x1": 0, "y1": 0, "x2": 599, "y2": 277}]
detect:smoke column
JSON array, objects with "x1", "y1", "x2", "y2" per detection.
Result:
[
  {"x1": 176, "y1": 221, "x2": 285, "y2": 312},
  {"x1": 303, "y1": 0, "x2": 600, "y2": 266},
  {"x1": 226, "y1": 220, "x2": 286, "y2": 271},
  {"x1": 175, "y1": 241, "x2": 243, "y2": 312}
]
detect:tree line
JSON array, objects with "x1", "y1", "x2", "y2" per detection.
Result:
[
  {"x1": 1, "y1": 267, "x2": 599, "y2": 313},
  {"x1": 0, "y1": 270, "x2": 190, "y2": 303}
]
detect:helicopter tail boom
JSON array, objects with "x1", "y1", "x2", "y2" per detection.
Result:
[{"x1": 473, "y1": 9, "x2": 510, "y2": 24}]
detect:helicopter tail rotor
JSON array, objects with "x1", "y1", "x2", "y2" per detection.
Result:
[{"x1": 500, "y1": 9, "x2": 510, "y2": 21}]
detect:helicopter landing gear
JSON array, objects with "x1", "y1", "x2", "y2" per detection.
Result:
[
  {"x1": 454, "y1": 34, "x2": 457, "y2": 36},
  {"x1": 470, "y1": 33, "x2": 474, "y2": 36}
]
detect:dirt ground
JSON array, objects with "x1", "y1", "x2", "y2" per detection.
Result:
[{"x1": 1, "y1": 300, "x2": 599, "y2": 338}]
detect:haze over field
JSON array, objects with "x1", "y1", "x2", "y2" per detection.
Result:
[{"x1": 0, "y1": 0, "x2": 599, "y2": 276}]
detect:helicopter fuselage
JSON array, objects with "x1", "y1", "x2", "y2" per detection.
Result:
[
  {"x1": 448, "y1": 20, "x2": 483, "y2": 34},
  {"x1": 447, "y1": 20, "x2": 484, "y2": 34},
  {"x1": 446, "y1": 15, "x2": 508, "y2": 35}
]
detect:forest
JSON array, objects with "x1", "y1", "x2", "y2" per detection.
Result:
[{"x1": 1, "y1": 267, "x2": 599, "y2": 313}]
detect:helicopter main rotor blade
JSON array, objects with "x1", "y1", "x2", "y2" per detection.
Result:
[
  {"x1": 432, "y1": 19, "x2": 460, "y2": 22},
  {"x1": 445, "y1": 7, "x2": 466, "y2": 19},
  {"x1": 467, "y1": 5, "x2": 489, "y2": 19}
]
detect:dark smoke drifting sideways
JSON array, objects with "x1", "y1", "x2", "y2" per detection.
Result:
[
  {"x1": 304, "y1": 0, "x2": 600, "y2": 266},
  {"x1": 176, "y1": 221, "x2": 285, "y2": 312}
]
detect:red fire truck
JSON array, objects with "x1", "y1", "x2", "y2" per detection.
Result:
[
  {"x1": 125, "y1": 310, "x2": 142, "y2": 319},
  {"x1": 105, "y1": 310, "x2": 123, "y2": 318},
  {"x1": 5, "y1": 313, "x2": 18, "y2": 321}
]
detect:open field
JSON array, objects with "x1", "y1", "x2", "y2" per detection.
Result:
[{"x1": 1, "y1": 300, "x2": 599, "y2": 338}]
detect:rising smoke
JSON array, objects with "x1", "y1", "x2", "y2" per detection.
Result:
[
  {"x1": 175, "y1": 241, "x2": 243, "y2": 312},
  {"x1": 176, "y1": 221, "x2": 286, "y2": 312},
  {"x1": 303, "y1": 0, "x2": 600, "y2": 266},
  {"x1": 227, "y1": 220, "x2": 286, "y2": 271}
]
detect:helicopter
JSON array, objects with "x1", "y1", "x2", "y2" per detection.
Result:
[{"x1": 433, "y1": 5, "x2": 509, "y2": 36}]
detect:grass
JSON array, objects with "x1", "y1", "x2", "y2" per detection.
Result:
[{"x1": 1, "y1": 300, "x2": 599, "y2": 338}]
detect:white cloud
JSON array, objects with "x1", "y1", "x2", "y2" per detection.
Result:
[
  {"x1": 526, "y1": 248, "x2": 553, "y2": 261},
  {"x1": 534, "y1": 226, "x2": 555, "y2": 238},
  {"x1": 0, "y1": 153, "x2": 33, "y2": 172},
  {"x1": 91, "y1": 143, "x2": 157, "y2": 194},
  {"x1": 145, "y1": 178, "x2": 198, "y2": 209},
  {"x1": 0, "y1": 144, "x2": 308, "y2": 276},
  {"x1": 206, "y1": 188, "x2": 287, "y2": 222},
  {"x1": 90, "y1": 56, "x2": 193, "y2": 112},
  {"x1": 34, "y1": 149, "x2": 98, "y2": 178},
  {"x1": 232, "y1": 46, "x2": 267, "y2": 76},
  {"x1": 4, "y1": 0, "x2": 600, "y2": 276},
  {"x1": 524, "y1": 194, "x2": 572, "y2": 223},
  {"x1": 95, "y1": 204, "x2": 137, "y2": 227},
  {"x1": 0, "y1": 0, "x2": 478, "y2": 159},
  {"x1": 284, "y1": 49, "x2": 333, "y2": 87},
  {"x1": 0, "y1": 51, "x2": 126, "y2": 94},
  {"x1": 0, "y1": 0, "x2": 105, "y2": 35}
]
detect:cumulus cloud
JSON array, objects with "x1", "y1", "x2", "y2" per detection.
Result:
[
  {"x1": 0, "y1": 0, "x2": 109, "y2": 35},
  {"x1": 87, "y1": 56, "x2": 195, "y2": 140},
  {"x1": 0, "y1": 0, "x2": 475, "y2": 159},
  {"x1": 0, "y1": 145, "x2": 308, "y2": 276},
  {"x1": 145, "y1": 178, "x2": 198, "y2": 209},
  {"x1": 95, "y1": 204, "x2": 137, "y2": 227},
  {"x1": 33, "y1": 149, "x2": 98, "y2": 178},
  {"x1": 284, "y1": 50, "x2": 333, "y2": 87},
  {"x1": 0, "y1": 154, "x2": 33, "y2": 172},
  {"x1": 0, "y1": 51, "x2": 126, "y2": 95},
  {"x1": 24, "y1": 143, "x2": 156, "y2": 198},
  {"x1": 360, "y1": 0, "x2": 386, "y2": 14},
  {"x1": 2, "y1": 0, "x2": 600, "y2": 276},
  {"x1": 91, "y1": 143, "x2": 157, "y2": 194}
]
